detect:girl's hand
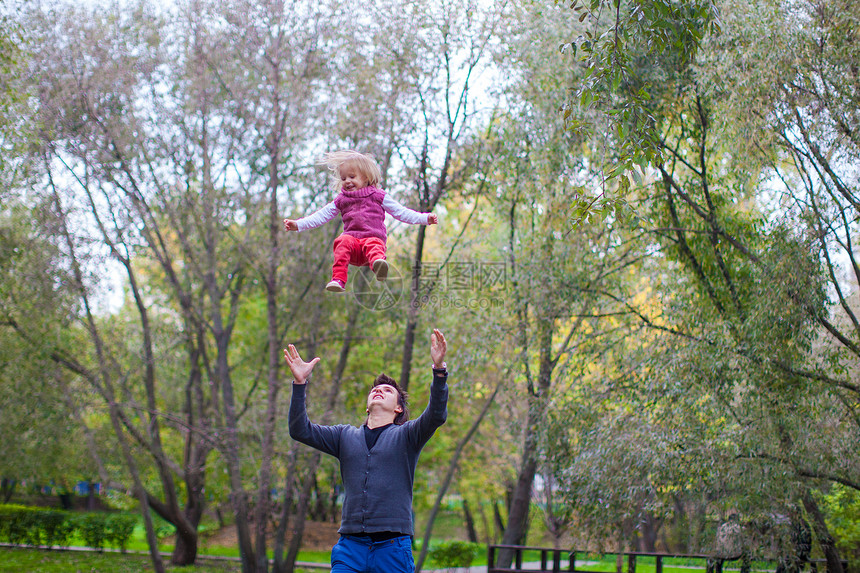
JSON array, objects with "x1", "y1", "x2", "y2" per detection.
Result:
[
  {"x1": 427, "y1": 213, "x2": 438, "y2": 225},
  {"x1": 283, "y1": 344, "x2": 320, "y2": 384},
  {"x1": 430, "y1": 329, "x2": 447, "y2": 368},
  {"x1": 284, "y1": 219, "x2": 299, "y2": 232}
]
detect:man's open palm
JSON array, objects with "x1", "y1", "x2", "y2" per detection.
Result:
[
  {"x1": 430, "y1": 329, "x2": 447, "y2": 368},
  {"x1": 284, "y1": 344, "x2": 320, "y2": 384}
]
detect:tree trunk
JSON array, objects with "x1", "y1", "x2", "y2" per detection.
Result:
[
  {"x1": 479, "y1": 499, "x2": 492, "y2": 545},
  {"x1": 172, "y1": 529, "x2": 199, "y2": 566},
  {"x1": 415, "y1": 380, "x2": 502, "y2": 572},
  {"x1": 254, "y1": 122, "x2": 286, "y2": 573},
  {"x1": 493, "y1": 501, "x2": 506, "y2": 539},
  {"x1": 399, "y1": 127, "x2": 455, "y2": 392},
  {"x1": 639, "y1": 513, "x2": 661, "y2": 552},
  {"x1": 501, "y1": 448, "x2": 538, "y2": 547},
  {"x1": 462, "y1": 498, "x2": 478, "y2": 544},
  {"x1": 216, "y1": 336, "x2": 256, "y2": 572},
  {"x1": 1, "y1": 478, "x2": 16, "y2": 503},
  {"x1": 400, "y1": 225, "x2": 427, "y2": 392},
  {"x1": 285, "y1": 453, "x2": 321, "y2": 571},
  {"x1": 273, "y1": 305, "x2": 360, "y2": 572},
  {"x1": 65, "y1": 143, "x2": 209, "y2": 567},
  {"x1": 170, "y1": 456, "x2": 207, "y2": 565},
  {"x1": 273, "y1": 303, "x2": 324, "y2": 573},
  {"x1": 52, "y1": 187, "x2": 166, "y2": 573},
  {"x1": 498, "y1": 207, "x2": 556, "y2": 567},
  {"x1": 802, "y1": 492, "x2": 844, "y2": 573},
  {"x1": 272, "y1": 446, "x2": 298, "y2": 573},
  {"x1": 86, "y1": 481, "x2": 95, "y2": 511}
]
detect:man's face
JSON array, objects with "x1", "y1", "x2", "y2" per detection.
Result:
[{"x1": 366, "y1": 383, "x2": 402, "y2": 415}]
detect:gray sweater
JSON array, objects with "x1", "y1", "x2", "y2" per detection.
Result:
[{"x1": 289, "y1": 370, "x2": 448, "y2": 536}]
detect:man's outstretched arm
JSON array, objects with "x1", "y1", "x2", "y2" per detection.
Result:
[
  {"x1": 410, "y1": 329, "x2": 449, "y2": 447},
  {"x1": 285, "y1": 345, "x2": 342, "y2": 456}
]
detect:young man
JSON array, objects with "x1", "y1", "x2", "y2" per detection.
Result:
[{"x1": 284, "y1": 329, "x2": 448, "y2": 573}]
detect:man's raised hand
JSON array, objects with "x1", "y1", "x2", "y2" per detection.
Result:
[
  {"x1": 430, "y1": 329, "x2": 447, "y2": 369},
  {"x1": 284, "y1": 344, "x2": 320, "y2": 384}
]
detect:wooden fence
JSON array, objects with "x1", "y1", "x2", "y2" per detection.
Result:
[{"x1": 486, "y1": 545, "x2": 845, "y2": 573}]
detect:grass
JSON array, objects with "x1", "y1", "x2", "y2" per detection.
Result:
[
  {"x1": 0, "y1": 547, "x2": 326, "y2": 572},
  {"x1": 0, "y1": 547, "x2": 235, "y2": 572},
  {"x1": 2, "y1": 545, "x2": 780, "y2": 573},
  {"x1": 60, "y1": 522, "x2": 333, "y2": 564}
]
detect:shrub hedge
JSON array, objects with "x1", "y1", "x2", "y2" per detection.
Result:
[
  {"x1": 0, "y1": 504, "x2": 137, "y2": 551},
  {"x1": 428, "y1": 539, "x2": 482, "y2": 568}
]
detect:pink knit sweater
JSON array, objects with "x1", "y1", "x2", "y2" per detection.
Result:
[{"x1": 335, "y1": 187, "x2": 388, "y2": 240}]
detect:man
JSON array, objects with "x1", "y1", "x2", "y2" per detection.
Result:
[{"x1": 284, "y1": 329, "x2": 448, "y2": 573}]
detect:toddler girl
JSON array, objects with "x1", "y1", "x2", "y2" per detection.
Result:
[{"x1": 284, "y1": 150, "x2": 437, "y2": 292}]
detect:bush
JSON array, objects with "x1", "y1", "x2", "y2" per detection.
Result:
[
  {"x1": 106, "y1": 513, "x2": 137, "y2": 552},
  {"x1": 39, "y1": 509, "x2": 75, "y2": 547},
  {"x1": 429, "y1": 540, "x2": 482, "y2": 569},
  {"x1": 0, "y1": 504, "x2": 47, "y2": 546},
  {"x1": 0, "y1": 505, "x2": 140, "y2": 551},
  {"x1": 152, "y1": 513, "x2": 174, "y2": 539},
  {"x1": 76, "y1": 512, "x2": 109, "y2": 551}
]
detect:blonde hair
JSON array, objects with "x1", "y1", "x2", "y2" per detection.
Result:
[{"x1": 318, "y1": 150, "x2": 382, "y2": 190}]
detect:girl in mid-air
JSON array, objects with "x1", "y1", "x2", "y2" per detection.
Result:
[{"x1": 284, "y1": 150, "x2": 437, "y2": 292}]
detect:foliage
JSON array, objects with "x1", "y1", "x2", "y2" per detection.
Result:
[
  {"x1": 559, "y1": 0, "x2": 720, "y2": 181},
  {"x1": 0, "y1": 504, "x2": 44, "y2": 546},
  {"x1": 75, "y1": 513, "x2": 109, "y2": 552},
  {"x1": 823, "y1": 486, "x2": 860, "y2": 570},
  {"x1": 532, "y1": 0, "x2": 860, "y2": 557},
  {"x1": 2, "y1": 0, "x2": 859, "y2": 569},
  {"x1": 428, "y1": 539, "x2": 481, "y2": 569},
  {"x1": 0, "y1": 505, "x2": 136, "y2": 552},
  {"x1": 105, "y1": 514, "x2": 138, "y2": 552}
]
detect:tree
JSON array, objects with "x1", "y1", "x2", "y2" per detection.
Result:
[
  {"x1": 211, "y1": 1, "x2": 338, "y2": 569},
  {"x1": 546, "y1": 0, "x2": 859, "y2": 565},
  {"x1": 11, "y1": 1, "x2": 341, "y2": 569},
  {"x1": 554, "y1": 0, "x2": 720, "y2": 196},
  {"x1": 1, "y1": 0, "x2": 30, "y2": 200},
  {"x1": 0, "y1": 204, "x2": 100, "y2": 500}
]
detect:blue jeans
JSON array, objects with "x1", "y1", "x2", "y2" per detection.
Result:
[{"x1": 331, "y1": 534, "x2": 414, "y2": 573}]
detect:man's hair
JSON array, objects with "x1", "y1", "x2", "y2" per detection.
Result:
[
  {"x1": 318, "y1": 150, "x2": 382, "y2": 190},
  {"x1": 373, "y1": 373, "x2": 409, "y2": 425}
]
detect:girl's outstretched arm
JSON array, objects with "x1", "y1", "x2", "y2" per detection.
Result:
[
  {"x1": 381, "y1": 195, "x2": 436, "y2": 225},
  {"x1": 283, "y1": 202, "x2": 339, "y2": 232}
]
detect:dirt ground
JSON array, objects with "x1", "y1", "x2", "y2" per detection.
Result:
[{"x1": 199, "y1": 519, "x2": 341, "y2": 552}]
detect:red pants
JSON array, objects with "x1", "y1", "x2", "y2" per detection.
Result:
[{"x1": 332, "y1": 234, "x2": 386, "y2": 284}]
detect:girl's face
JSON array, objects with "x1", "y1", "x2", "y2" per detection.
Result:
[{"x1": 339, "y1": 161, "x2": 369, "y2": 191}]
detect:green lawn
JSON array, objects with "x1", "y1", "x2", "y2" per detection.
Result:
[
  {"x1": 58, "y1": 522, "x2": 333, "y2": 564},
  {"x1": 1, "y1": 545, "x2": 781, "y2": 573},
  {"x1": 0, "y1": 547, "x2": 236, "y2": 572},
  {"x1": 0, "y1": 547, "x2": 325, "y2": 573}
]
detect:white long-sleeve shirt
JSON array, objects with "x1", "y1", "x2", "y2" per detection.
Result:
[{"x1": 294, "y1": 186, "x2": 429, "y2": 241}]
